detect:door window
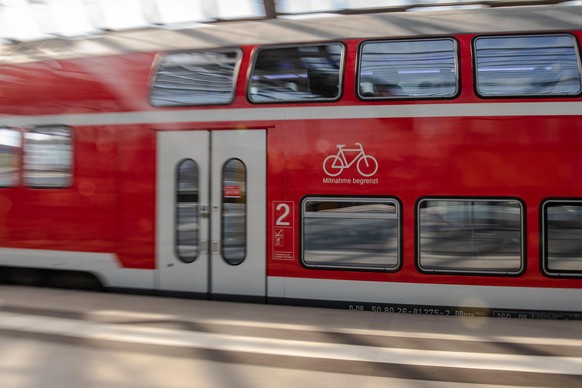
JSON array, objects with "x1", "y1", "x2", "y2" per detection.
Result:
[
  {"x1": 175, "y1": 159, "x2": 199, "y2": 262},
  {"x1": 222, "y1": 159, "x2": 247, "y2": 265}
]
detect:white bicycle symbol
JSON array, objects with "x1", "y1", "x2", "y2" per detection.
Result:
[{"x1": 323, "y1": 143, "x2": 378, "y2": 177}]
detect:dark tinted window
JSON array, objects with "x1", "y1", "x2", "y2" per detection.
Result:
[
  {"x1": 418, "y1": 199, "x2": 523, "y2": 274},
  {"x1": 474, "y1": 34, "x2": 581, "y2": 97},
  {"x1": 249, "y1": 43, "x2": 344, "y2": 102},
  {"x1": 302, "y1": 198, "x2": 400, "y2": 270},
  {"x1": 222, "y1": 159, "x2": 246, "y2": 265},
  {"x1": 175, "y1": 159, "x2": 199, "y2": 263},
  {"x1": 543, "y1": 201, "x2": 582, "y2": 275},
  {"x1": 358, "y1": 39, "x2": 457, "y2": 99},
  {"x1": 0, "y1": 127, "x2": 20, "y2": 187},
  {"x1": 24, "y1": 127, "x2": 72, "y2": 188},
  {"x1": 151, "y1": 50, "x2": 242, "y2": 106}
]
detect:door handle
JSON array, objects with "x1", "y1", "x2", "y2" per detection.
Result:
[
  {"x1": 200, "y1": 205, "x2": 209, "y2": 219},
  {"x1": 212, "y1": 241, "x2": 219, "y2": 254}
]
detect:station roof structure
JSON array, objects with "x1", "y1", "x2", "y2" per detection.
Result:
[{"x1": 0, "y1": 0, "x2": 580, "y2": 44}]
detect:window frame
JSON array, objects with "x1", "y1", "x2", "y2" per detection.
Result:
[
  {"x1": 247, "y1": 42, "x2": 346, "y2": 104},
  {"x1": 473, "y1": 33, "x2": 582, "y2": 99},
  {"x1": 300, "y1": 196, "x2": 402, "y2": 272},
  {"x1": 149, "y1": 48, "x2": 243, "y2": 107},
  {"x1": 356, "y1": 37, "x2": 460, "y2": 101},
  {"x1": 541, "y1": 199, "x2": 582, "y2": 278},
  {"x1": 416, "y1": 197, "x2": 526, "y2": 276}
]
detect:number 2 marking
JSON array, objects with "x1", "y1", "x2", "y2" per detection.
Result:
[{"x1": 275, "y1": 203, "x2": 291, "y2": 226}]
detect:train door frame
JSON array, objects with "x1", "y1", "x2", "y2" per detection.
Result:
[{"x1": 155, "y1": 129, "x2": 266, "y2": 299}]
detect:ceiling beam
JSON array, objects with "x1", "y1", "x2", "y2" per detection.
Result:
[{"x1": 262, "y1": 0, "x2": 277, "y2": 19}]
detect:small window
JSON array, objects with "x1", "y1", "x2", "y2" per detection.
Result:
[
  {"x1": 175, "y1": 159, "x2": 199, "y2": 263},
  {"x1": 543, "y1": 201, "x2": 582, "y2": 276},
  {"x1": 151, "y1": 49, "x2": 242, "y2": 106},
  {"x1": 474, "y1": 34, "x2": 582, "y2": 97},
  {"x1": 249, "y1": 43, "x2": 344, "y2": 103},
  {"x1": 24, "y1": 127, "x2": 72, "y2": 188},
  {"x1": 222, "y1": 159, "x2": 246, "y2": 265},
  {"x1": 358, "y1": 38, "x2": 458, "y2": 99},
  {"x1": 418, "y1": 199, "x2": 523, "y2": 274},
  {"x1": 0, "y1": 127, "x2": 21, "y2": 187},
  {"x1": 302, "y1": 197, "x2": 400, "y2": 271}
]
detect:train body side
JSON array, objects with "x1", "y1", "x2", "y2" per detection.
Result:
[{"x1": 0, "y1": 19, "x2": 582, "y2": 316}]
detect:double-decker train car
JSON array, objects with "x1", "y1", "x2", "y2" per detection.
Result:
[{"x1": 2, "y1": 5, "x2": 582, "y2": 318}]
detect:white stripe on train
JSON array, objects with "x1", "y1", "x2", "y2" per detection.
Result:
[
  {"x1": 0, "y1": 247, "x2": 579, "y2": 315},
  {"x1": 2, "y1": 101, "x2": 582, "y2": 127},
  {"x1": 267, "y1": 276, "x2": 582, "y2": 314}
]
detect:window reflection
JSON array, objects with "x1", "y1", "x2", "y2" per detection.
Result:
[
  {"x1": 222, "y1": 159, "x2": 246, "y2": 265},
  {"x1": 475, "y1": 34, "x2": 582, "y2": 97},
  {"x1": 0, "y1": 128, "x2": 21, "y2": 187},
  {"x1": 151, "y1": 50, "x2": 242, "y2": 106},
  {"x1": 302, "y1": 198, "x2": 400, "y2": 270},
  {"x1": 544, "y1": 202, "x2": 582, "y2": 273},
  {"x1": 175, "y1": 159, "x2": 199, "y2": 262},
  {"x1": 249, "y1": 43, "x2": 344, "y2": 102},
  {"x1": 24, "y1": 127, "x2": 72, "y2": 188},
  {"x1": 358, "y1": 39, "x2": 457, "y2": 99},
  {"x1": 418, "y1": 200, "x2": 523, "y2": 273}
]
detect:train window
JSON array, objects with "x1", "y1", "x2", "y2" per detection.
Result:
[
  {"x1": 474, "y1": 34, "x2": 582, "y2": 97},
  {"x1": 0, "y1": 127, "x2": 21, "y2": 187},
  {"x1": 23, "y1": 127, "x2": 72, "y2": 188},
  {"x1": 222, "y1": 159, "x2": 246, "y2": 265},
  {"x1": 542, "y1": 201, "x2": 582, "y2": 276},
  {"x1": 301, "y1": 197, "x2": 400, "y2": 271},
  {"x1": 418, "y1": 199, "x2": 523, "y2": 274},
  {"x1": 175, "y1": 159, "x2": 199, "y2": 263},
  {"x1": 358, "y1": 38, "x2": 458, "y2": 99},
  {"x1": 248, "y1": 43, "x2": 344, "y2": 103},
  {"x1": 150, "y1": 49, "x2": 242, "y2": 106}
]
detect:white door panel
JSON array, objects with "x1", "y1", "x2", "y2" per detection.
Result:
[
  {"x1": 157, "y1": 131, "x2": 210, "y2": 293},
  {"x1": 211, "y1": 130, "x2": 266, "y2": 297},
  {"x1": 156, "y1": 130, "x2": 265, "y2": 297}
]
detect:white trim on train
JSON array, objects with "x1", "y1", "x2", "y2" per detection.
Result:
[
  {"x1": 267, "y1": 276, "x2": 582, "y2": 313},
  {"x1": 2, "y1": 248, "x2": 581, "y2": 313},
  {"x1": 2, "y1": 101, "x2": 582, "y2": 127}
]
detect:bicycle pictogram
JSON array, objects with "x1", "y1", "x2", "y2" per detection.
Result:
[{"x1": 323, "y1": 143, "x2": 378, "y2": 177}]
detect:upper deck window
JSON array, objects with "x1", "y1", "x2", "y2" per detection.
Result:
[
  {"x1": 248, "y1": 43, "x2": 344, "y2": 103},
  {"x1": 358, "y1": 39, "x2": 458, "y2": 99},
  {"x1": 474, "y1": 34, "x2": 582, "y2": 97},
  {"x1": 150, "y1": 49, "x2": 242, "y2": 106}
]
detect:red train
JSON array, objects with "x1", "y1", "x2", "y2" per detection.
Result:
[{"x1": 1, "y1": 5, "x2": 582, "y2": 318}]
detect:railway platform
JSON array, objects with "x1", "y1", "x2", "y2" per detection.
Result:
[{"x1": 1, "y1": 285, "x2": 582, "y2": 387}]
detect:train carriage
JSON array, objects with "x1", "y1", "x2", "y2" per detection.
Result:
[{"x1": 1, "y1": 5, "x2": 582, "y2": 318}]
